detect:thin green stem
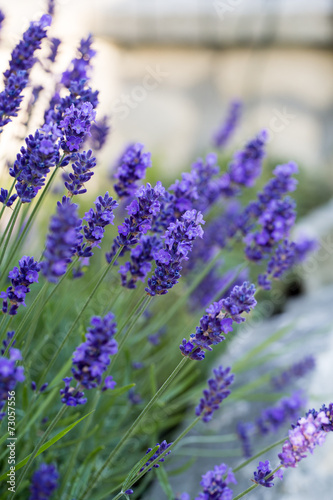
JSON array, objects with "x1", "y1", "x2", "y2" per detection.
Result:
[
  {"x1": 78, "y1": 357, "x2": 189, "y2": 500},
  {"x1": 0, "y1": 201, "x2": 22, "y2": 266},
  {"x1": 0, "y1": 316, "x2": 13, "y2": 344},
  {"x1": 10, "y1": 405, "x2": 68, "y2": 499},
  {"x1": 37, "y1": 246, "x2": 124, "y2": 386},
  {"x1": 115, "y1": 295, "x2": 152, "y2": 355},
  {"x1": 233, "y1": 436, "x2": 287, "y2": 473}
]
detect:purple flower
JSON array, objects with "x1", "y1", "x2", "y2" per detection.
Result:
[
  {"x1": 0, "y1": 348, "x2": 25, "y2": 420},
  {"x1": 236, "y1": 421, "x2": 253, "y2": 458},
  {"x1": 119, "y1": 235, "x2": 162, "y2": 289},
  {"x1": 102, "y1": 375, "x2": 116, "y2": 391},
  {"x1": 1, "y1": 331, "x2": 15, "y2": 355},
  {"x1": 47, "y1": 0, "x2": 56, "y2": 16},
  {"x1": 307, "y1": 403, "x2": 333, "y2": 432},
  {"x1": 71, "y1": 313, "x2": 118, "y2": 390},
  {"x1": 47, "y1": 38, "x2": 61, "y2": 63},
  {"x1": 139, "y1": 440, "x2": 172, "y2": 473},
  {"x1": 213, "y1": 100, "x2": 242, "y2": 148},
  {"x1": 256, "y1": 391, "x2": 306, "y2": 435},
  {"x1": 271, "y1": 356, "x2": 315, "y2": 390},
  {"x1": 9, "y1": 123, "x2": 61, "y2": 203},
  {"x1": 146, "y1": 210, "x2": 205, "y2": 296},
  {"x1": 64, "y1": 149, "x2": 96, "y2": 196},
  {"x1": 88, "y1": 115, "x2": 110, "y2": 151},
  {"x1": 196, "y1": 366, "x2": 234, "y2": 422},
  {"x1": 181, "y1": 282, "x2": 256, "y2": 360},
  {"x1": 195, "y1": 463, "x2": 236, "y2": 500},
  {"x1": 106, "y1": 182, "x2": 165, "y2": 263},
  {"x1": 61, "y1": 34, "x2": 96, "y2": 89},
  {"x1": 220, "y1": 130, "x2": 268, "y2": 196},
  {"x1": 0, "y1": 188, "x2": 17, "y2": 207},
  {"x1": 60, "y1": 377, "x2": 87, "y2": 406},
  {"x1": 0, "y1": 10, "x2": 4, "y2": 32},
  {"x1": 279, "y1": 411, "x2": 329, "y2": 468},
  {"x1": 29, "y1": 462, "x2": 59, "y2": 500},
  {"x1": 60, "y1": 102, "x2": 96, "y2": 153},
  {"x1": 0, "y1": 15, "x2": 51, "y2": 131},
  {"x1": 41, "y1": 196, "x2": 82, "y2": 283},
  {"x1": 1, "y1": 256, "x2": 40, "y2": 315},
  {"x1": 253, "y1": 460, "x2": 283, "y2": 488},
  {"x1": 113, "y1": 143, "x2": 152, "y2": 198}
]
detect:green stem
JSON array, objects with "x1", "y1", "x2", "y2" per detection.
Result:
[
  {"x1": 233, "y1": 436, "x2": 287, "y2": 473},
  {"x1": 10, "y1": 405, "x2": 68, "y2": 499},
  {"x1": 115, "y1": 295, "x2": 152, "y2": 354},
  {"x1": 0, "y1": 316, "x2": 13, "y2": 344},
  {"x1": 78, "y1": 357, "x2": 189, "y2": 500},
  {"x1": 37, "y1": 246, "x2": 124, "y2": 386},
  {"x1": 0, "y1": 201, "x2": 22, "y2": 266}
]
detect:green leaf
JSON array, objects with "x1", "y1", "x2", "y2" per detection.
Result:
[
  {"x1": 156, "y1": 466, "x2": 174, "y2": 500},
  {"x1": 0, "y1": 410, "x2": 94, "y2": 482}
]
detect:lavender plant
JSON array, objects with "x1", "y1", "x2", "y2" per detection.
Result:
[{"x1": 0, "y1": 5, "x2": 330, "y2": 500}]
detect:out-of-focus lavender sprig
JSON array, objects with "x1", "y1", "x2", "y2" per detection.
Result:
[
  {"x1": 112, "y1": 142, "x2": 152, "y2": 199},
  {"x1": 236, "y1": 421, "x2": 254, "y2": 458},
  {"x1": 9, "y1": 122, "x2": 62, "y2": 203},
  {"x1": 195, "y1": 366, "x2": 234, "y2": 422},
  {"x1": 220, "y1": 130, "x2": 268, "y2": 197},
  {"x1": 61, "y1": 313, "x2": 118, "y2": 406},
  {"x1": 0, "y1": 10, "x2": 5, "y2": 32},
  {"x1": 139, "y1": 440, "x2": 172, "y2": 473},
  {"x1": 88, "y1": 115, "x2": 110, "y2": 151},
  {"x1": 41, "y1": 196, "x2": 82, "y2": 283},
  {"x1": 0, "y1": 347, "x2": 24, "y2": 419},
  {"x1": 61, "y1": 33, "x2": 96, "y2": 89},
  {"x1": 252, "y1": 460, "x2": 283, "y2": 488},
  {"x1": 258, "y1": 236, "x2": 318, "y2": 290},
  {"x1": 29, "y1": 462, "x2": 59, "y2": 500},
  {"x1": 47, "y1": 37, "x2": 61, "y2": 64},
  {"x1": 1, "y1": 256, "x2": 40, "y2": 315},
  {"x1": 256, "y1": 391, "x2": 306, "y2": 435},
  {"x1": 271, "y1": 356, "x2": 315, "y2": 390},
  {"x1": 0, "y1": 15, "x2": 51, "y2": 131},
  {"x1": 106, "y1": 182, "x2": 165, "y2": 264},
  {"x1": 64, "y1": 149, "x2": 96, "y2": 196},
  {"x1": 195, "y1": 463, "x2": 237, "y2": 500},
  {"x1": 181, "y1": 282, "x2": 256, "y2": 361},
  {"x1": 146, "y1": 209, "x2": 205, "y2": 296},
  {"x1": 119, "y1": 235, "x2": 162, "y2": 289},
  {"x1": 213, "y1": 100, "x2": 242, "y2": 148}
]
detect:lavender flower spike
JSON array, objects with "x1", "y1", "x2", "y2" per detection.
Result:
[
  {"x1": 61, "y1": 313, "x2": 118, "y2": 406},
  {"x1": 271, "y1": 355, "x2": 315, "y2": 390},
  {"x1": 196, "y1": 366, "x2": 234, "y2": 422},
  {"x1": 180, "y1": 282, "x2": 256, "y2": 360},
  {"x1": 146, "y1": 209, "x2": 205, "y2": 296},
  {"x1": 213, "y1": 100, "x2": 242, "y2": 148},
  {"x1": 139, "y1": 440, "x2": 172, "y2": 472},
  {"x1": 279, "y1": 411, "x2": 329, "y2": 468},
  {"x1": 253, "y1": 460, "x2": 283, "y2": 488},
  {"x1": 41, "y1": 196, "x2": 82, "y2": 283},
  {"x1": 195, "y1": 463, "x2": 237, "y2": 500},
  {"x1": 0, "y1": 348, "x2": 25, "y2": 420},
  {"x1": 29, "y1": 462, "x2": 59, "y2": 500},
  {"x1": 1, "y1": 256, "x2": 41, "y2": 315},
  {"x1": 113, "y1": 142, "x2": 152, "y2": 199}
]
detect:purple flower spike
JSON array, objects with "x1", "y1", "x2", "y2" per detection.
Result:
[
  {"x1": 213, "y1": 100, "x2": 242, "y2": 148},
  {"x1": 0, "y1": 188, "x2": 17, "y2": 207},
  {"x1": 256, "y1": 391, "x2": 306, "y2": 435},
  {"x1": 88, "y1": 115, "x2": 110, "y2": 151},
  {"x1": 113, "y1": 142, "x2": 152, "y2": 199},
  {"x1": 61, "y1": 34, "x2": 96, "y2": 89},
  {"x1": 0, "y1": 15, "x2": 51, "y2": 131},
  {"x1": 64, "y1": 149, "x2": 96, "y2": 196},
  {"x1": 181, "y1": 281, "x2": 256, "y2": 360},
  {"x1": 42, "y1": 196, "x2": 82, "y2": 283},
  {"x1": 1, "y1": 256, "x2": 41, "y2": 315},
  {"x1": 60, "y1": 377, "x2": 87, "y2": 406},
  {"x1": 29, "y1": 462, "x2": 59, "y2": 500},
  {"x1": 279, "y1": 411, "x2": 329, "y2": 468},
  {"x1": 60, "y1": 102, "x2": 96, "y2": 153},
  {"x1": 139, "y1": 440, "x2": 172, "y2": 473},
  {"x1": 196, "y1": 366, "x2": 234, "y2": 422},
  {"x1": 271, "y1": 355, "x2": 315, "y2": 390},
  {"x1": 195, "y1": 463, "x2": 237, "y2": 500},
  {"x1": 253, "y1": 460, "x2": 283, "y2": 488},
  {"x1": 146, "y1": 210, "x2": 204, "y2": 296},
  {"x1": 0, "y1": 348, "x2": 25, "y2": 420}
]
